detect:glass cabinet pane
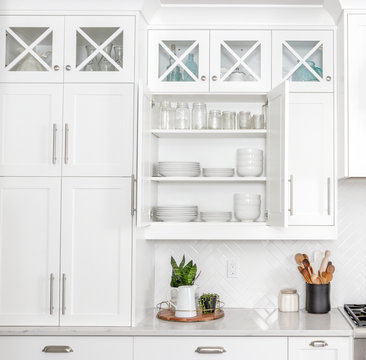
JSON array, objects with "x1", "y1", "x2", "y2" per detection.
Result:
[
  {"x1": 220, "y1": 40, "x2": 261, "y2": 83},
  {"x1": 158, "y1": 40, "x2": 199, "y2": 82},
  {"x1": 75, "y1": 27, "x2": 123, "y2": 72},
  {"x1": 282, "y1": 40, "x2": 323, "y2": 82},
  {"x1": 5, "y1": 27, "x2": 53, "y2": 72}
]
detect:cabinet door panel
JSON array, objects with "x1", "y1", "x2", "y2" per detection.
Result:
[
  {"x1": 60, "y1": 177, "x2": 132, "y2": 326},
  {"x1": 0, "y1": 16, "x2": 64, "y2": 82},
  {"x1": 0, "y1": 177, "x2": 60, "y2": 325},
  {"x1": 0, "y1": 84, "x2": 63, "y2": 176},
  {"x1": 289, "y1": 337, "x2": 352, "y2": 360},
  {"x1": 288, "y1": 93, "x2": 334, "y2": 225},
  {"x1": 62, "y1": 84, "x2": 134, "y2": 176},
  {"x1": 64, "y1": 16, "x2": 135, "y2": 83}
]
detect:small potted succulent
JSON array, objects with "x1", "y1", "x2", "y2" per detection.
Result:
[{"x1": 199, "y1": 293, "x2": 219, "y2": 314}]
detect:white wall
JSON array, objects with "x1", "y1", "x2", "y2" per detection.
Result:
[{"x1": 154, "y1": 179, "x2": 366, "y2": 308}]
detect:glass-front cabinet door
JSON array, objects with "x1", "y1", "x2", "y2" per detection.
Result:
[
  {"x1": 0, "y1": 16, "x2": 64, "y2": 82},
  {"x1": 64, "y1": 16, "x2": 134, "y2": 83},
  {"x1": 272, "y1": 30, "x2": 334, "y2": 92},
  {"x1": 148, "y1": 30, "x2": 210, "y2": 92},
  {"x1": 210, "y1": 30, "x2": 271, "y2": 93}
]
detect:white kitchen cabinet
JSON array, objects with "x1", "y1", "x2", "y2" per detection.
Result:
[
  {"x1": 0, "y1": 177, "x2": 61, "y2": 325},
  {"x1": 60, "y1": 177, "x2": 132, "y2": 326},
  {"x1": 210, "y1": 30, "x2": 271, "y2": 93},
  {"x1": 0, "y1": 16, "x2": 64, "y2": 82},
  {"x1": 0, "y1": 336, "x2": 133, "y2": 360},
  {"x1": 62, "y1": 83, "x2": 134, "y2": 176},
  {"x1": 148, "y1": 30, "x2": 210, "y2": 92},
  {"x1": 288, "y1": 337, "x2": 352, "y2": 360},
  {"x1": 272, "y1": 30, "x2": 334, "y2": 92},
  {"x1": 64, "y1": 16, "x2": 135, "y2": 83},
  {"x1": 134, "y1": 336, "x2": 287, "y2": 360},
  {"x1": 0, "y1": 84, "x2": 63, "y2": 176},
  {"x1": 288, "y1": 93, "x2": 334, "y2": 226}
]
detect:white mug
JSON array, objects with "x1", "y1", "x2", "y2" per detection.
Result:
[{"x1": 168, "y1": 285, "x2": 197, "y2": 318}]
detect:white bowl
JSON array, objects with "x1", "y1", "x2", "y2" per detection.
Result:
[
  {"x1": 234, "y1": 204, "x2": 261, "y2": 222},
  {"x1": 234, "y1": 194, "x2": 261, "y2": 199},
  {"x1": 237, "y1": 167, "x2": 263, "y2": 177},
  {"x1": 237, "y1": 148, "x2": 263, "y2": 154}
]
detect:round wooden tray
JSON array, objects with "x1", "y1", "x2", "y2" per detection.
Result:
[{"x1": 157, "y1": 308, "x2": 224, "y2": 322}]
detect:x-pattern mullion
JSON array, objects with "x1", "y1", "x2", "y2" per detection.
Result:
[
  {"x1": 158, "y1": 40, "x2": 198, "y2": 82},
  {"x1": 6, "y1": 27, "x2": 52, "y2": 71},
  {"x1": 283, "y1": 40, "x2": 323, "y2": 81},
  {"x1": 220, "y1": 40, "x2": 260, "y2": 82},
  {"x1": 76, "y1": 27, "x2": 123, "y2": 72}
]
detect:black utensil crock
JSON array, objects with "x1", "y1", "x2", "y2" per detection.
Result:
[{"x1": 306, "y1": 283, "x2": 330, "y2": 314}]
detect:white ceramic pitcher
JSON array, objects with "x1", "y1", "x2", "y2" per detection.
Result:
[{"x1": 169, "y1": 285, "x2": 197, "y2": 318}]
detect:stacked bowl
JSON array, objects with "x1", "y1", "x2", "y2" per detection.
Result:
[
  {"x1": 236, "y1": 148, "x2": 263, "y2": 177},
  {"x1": 158, "y1": 162, "x2": 201, "y2": 177},
  {"x1": 200, "y1": 211, "x2": 232, "y2": 222},
  {"x1": 152, "y1": 206, "x2": 198, "y2": 222},
  {"x1": 202, "y1": 168, "x2": 235, "y2": 177},
  {"x1": 234, "y1": 194, "x2": 261, "y2": 222}
]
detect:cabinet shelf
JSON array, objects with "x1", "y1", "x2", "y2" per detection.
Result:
[
  {"x1": 151, "y1": 129, "x2": 267, "y2": 138},
  {"x1": 150, "y1": 176, "x2": 266, "y2": 183}
]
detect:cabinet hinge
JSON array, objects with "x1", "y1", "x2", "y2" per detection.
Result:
[
  {"x1": 151, "y1": 99, "x2": 156, "y2": 108},
  {"x1": 264, "y1": 210, "x2": 269, "y2": 220}
]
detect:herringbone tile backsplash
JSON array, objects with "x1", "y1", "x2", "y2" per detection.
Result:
[{"x1": 154, "y1": 179, "x2": 366, "y2": 308}]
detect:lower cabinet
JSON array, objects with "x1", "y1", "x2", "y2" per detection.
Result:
[
  {"x1": 0, "y1": 336, "x2": 133, "y2": 360},
  {"x1": 134, "y1": 336, "x2": 287, "y2": 360},
  {"x1": 288, "y1": 337, "x2": 353, "y2": 360}
]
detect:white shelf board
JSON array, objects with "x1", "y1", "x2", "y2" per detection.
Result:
[
  {"x1": 150, "y1": 176, "x2": 266, "y2": 182},
  {"x1": 151, "y1": 129, "x2": 267, "y2": 138}
]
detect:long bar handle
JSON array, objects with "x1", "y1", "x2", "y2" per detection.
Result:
[
  {"x1": 52, "y1": 124, "x2": 57, "y2": 165},
  {"x1": 42, "y1": 346, "x2": 73, "y2": 353},
  {"x1": 131, "y1": 174, "x2": 136, "y2": 216},
  {"x1": 64, "y1": 124, "x2": 69, "y2": 165},
  {"x1": 49, "y1": 273, "x2": 54, "y2": 315},
  {"x1": 195, "y1": 347, "x2": 226, "y2": 354},
  {"x1": 327, "y1": 177, "x2": 331, "y2": 216},
  {"x1": 310, "y1": 340, "x2": 328, "y2": 348},
  {"x1": 288, "y1": 175, "x2": 294, "y2": 216},
  {"x1": 62, "y1": 273, "x2": 66, "y2": 315}
]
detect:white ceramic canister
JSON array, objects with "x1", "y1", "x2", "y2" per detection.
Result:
[{"x1": 278, "y1": 289, "x2": 299, "y2": 312}]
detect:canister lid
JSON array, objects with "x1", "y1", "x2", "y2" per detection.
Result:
[{"x1": 281, "y1": 288, "x2": 297, "y2": 294}]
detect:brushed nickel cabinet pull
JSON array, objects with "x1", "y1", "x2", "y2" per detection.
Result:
[
  {"x1": 65, "y1": 65, "x2": 72, "y2": 71},
  {"x1": 42, "y1": 346, "x2": 73, "y2": 353},
  {"x1": 195, "y1": 346, "x2": 226, "y2": 354},
  {"x1": 131, "y1": 174, "x2": 136, "y2": 216},
  {"x1": 49, "y1": 273, "x2": 54, "y2": 315},
  {"x1": 53, "y1": 65, "x2": 60, "y2": 71},
  {"x1": 62, "y1": 273, "x2": 66, "y2": 315},
  {"x1": 288, "y1": 175, "x2": 294, "y2": 216},
  {"x1": 212, "y1": 75, "x2": 218, "y2": 81},
  {"x1": 327, "y1": 177, "x2": 331, "y2": 216},
  {"x1": 201, "y1": 75, "x2": 206, "y2": 81},
  {"x1": 52, "y1": 124, "x2": 57, "y2": 165},
  {"x1": 64, "y1": 124, "x2": 69, "y2": 165},
  {"x1": 310, "y1": 340, "x2": 328, "y2": 348}
]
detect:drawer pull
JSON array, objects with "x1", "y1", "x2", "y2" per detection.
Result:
[
  {"x1": 309, "y1": 340, "x2": 328, "y2": 348},
  {"x1": 195, "y1": 346, "x2": 226, "y2": 354},
  {"x1": 42, "y1": 346, "x2": 73, "y2": 353}
]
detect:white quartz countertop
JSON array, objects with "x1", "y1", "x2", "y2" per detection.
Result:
[{"x1": 0, "y1": 309, "x2": 353, "y2": 337}]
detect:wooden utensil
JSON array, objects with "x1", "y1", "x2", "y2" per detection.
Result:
[
  {"x1": 326, "y1": 263, "x2": 335, "y2": 274},
  {"x1": 318, "y1": 270, "x2": 324, "y2": 284},
  {"x1": 322, "y1": 271, "x2": 333, "y2": 284},
  {"x1": 311, "y1": 274, "x2": 322, "y2": 284},
  {"x1": 319, "y1": 250, "x2": 331, "y2": 274},
  {"x1": 303, "y1": 254, "x2": 309, "y2": 261},
  {"x1": 295, "y1": 253, "x2": 305, "y2": 266},
  {"x1": 302, "y1": 258, "x2": 314, "y2": 275},
  {"x1": 298, "y1": 266, "x2": 310, "y2": 283},
  {"x1": 302, "y1": 268, "x2": 312, "y2": 284}
]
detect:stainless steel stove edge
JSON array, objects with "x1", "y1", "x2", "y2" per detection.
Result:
[{"x1": 338, "y1": 306, "x2": 366, "y2": 338}]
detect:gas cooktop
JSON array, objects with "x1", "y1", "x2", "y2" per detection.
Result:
[{"x1": 344, "y1": 304, "x2": 366, "y2": 327}]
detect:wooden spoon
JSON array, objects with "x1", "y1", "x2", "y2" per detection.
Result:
[
  {"x1": 302, "y1": 268, "x2": 312, "y2": 284},
  {"x1": 318, "y1": 270, "x2": 324, "y2": 284},
  {"x1": 322, "y1": 271, "x2": 333, "y2": 284},
  {"x1": 302, "y1": 259, "x2": 314, "y2": 275},
  {"x1": 319, "y1": 250, "x2": 331, "y2": 274},
  {"x1": 311, "y1": 274, "x2": 322, "y2": 284},
  {"x1": 295, "y1": 253, "x2": 305, "y2": 266},
  {"x1": 326, "y1": 263, "x2": 335, "y2": 274},
  {"x1": 303, "y1": 254, "x2": 309, "y2": 261}
]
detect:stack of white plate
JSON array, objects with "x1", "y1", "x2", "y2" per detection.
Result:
[
  {"x1": 152, "y1": 206, "x2": 198, "y2": 222},
  {"x1": 234, "y1": 194, "x2": 261, "y2": 222},
  {"x1": 202, "y1": 168, "x2": 235, "y2": 177},
  {"x1": 158, "y1": 162, "x2": 201, "y2": 177},
  {"x1": 200, "y1": 211, "x2": 232, "y2": 222},
  {"x1": 237, "y1": 148, "x2": 263, "y2": 177}
]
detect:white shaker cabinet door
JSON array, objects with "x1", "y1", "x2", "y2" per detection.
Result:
[
  {"x1": 0, "y1": 177, "x2": 61, "y2": 325},
  {"x1": 62, "y1": 83, "x2": 134, "y2": 176},
  {"x1": 288, "y1": 93, "x2": 334, "y2": 226},
  {"x1": 0, "y1": 84, "x2": 63, "y2": 176},
  {"x1": 289, "y1": 337, "x2": 352, "y2": 360},
  {"x1": 60, "y1": 177, "x2": 132, "y2": 326}
]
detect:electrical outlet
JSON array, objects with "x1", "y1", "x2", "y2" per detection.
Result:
[{"x1": 227, "y1": 260, "x2": 239, "y2": 278}]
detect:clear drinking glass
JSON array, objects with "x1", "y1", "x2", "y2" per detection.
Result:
[
  {"x1": 160, "y1": 101, "x2": 174, "y2": 129},
  {"x1": 175, "y1": 102, "x2": 190, "y2": 129},
  {"x1": 113, "y1": 45, "x2": 123, "y2": 67},
  {"x1": 99, "y1": 43, "x2": 113, "y2": 71},
  {"x1": 223, "y1": 111, "x2": 236, "y2": 130},
  {"x1": 208, "y1": 110, "x2": 222, "y2": 129},
  {"x1": 238, "y1": 111, "x2": 252, "y2": 129},
  {"x1": 252, "y1": 114, "x2": 265, "y2": 129},
  {"x1": 192, "y1": 103, "x2": 207, "y2": 129},
  {"x1": 85, "y1": 45, "x2": 99, "y2": 71}
]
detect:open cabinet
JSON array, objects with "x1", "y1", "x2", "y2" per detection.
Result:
[{"x1": 137, "y1": 81, "x2": 336, "y2": 240}]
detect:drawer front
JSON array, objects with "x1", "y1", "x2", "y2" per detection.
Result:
[
  {"x1": 0, "y1": 336, "x2": 133, "y2": 360},
  {"x1": 135, "y1": 337, "x2": 287, "y2": 360}
]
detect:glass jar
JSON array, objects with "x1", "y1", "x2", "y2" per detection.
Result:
[
  {"x1": 223, "y1": 111, "x2": 236, "y2": 130},
  {"x1": 238, "y1": 111, "x2": 252, "y2": 129},
  {"x1": 252, "y1": 114, "x2": 265, "y2": 129},
  {"x1": 278, "y1": 289, "x2": 299, "y2": 312},
  {"x1": 208, "y1": 110, "x2": 222, "y2": 130},
  {"x1": 159, "y1": 101, "x2": 175, "y2": 129},
  {"x1": 192, "y1": 103, "x2": 207, "y2": 129},
  {"x1": 175, "y1": 102, "x2": 190, "y2": 129}
]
